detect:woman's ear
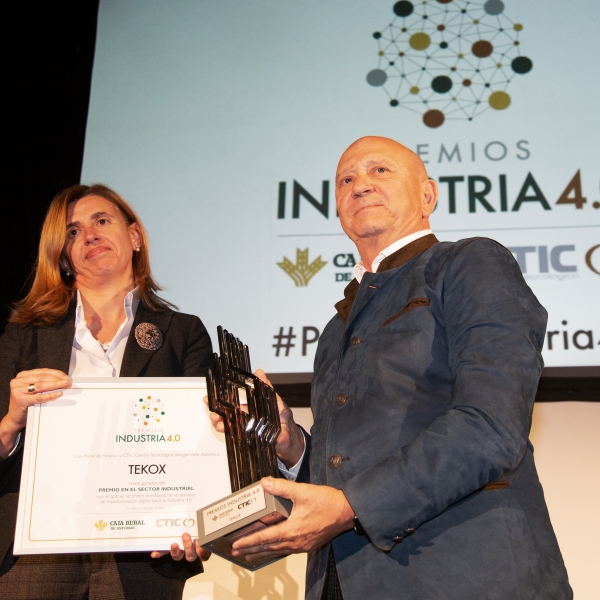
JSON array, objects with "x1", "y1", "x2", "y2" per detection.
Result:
[
  {"x1": 60, "y1": 256, "x2": 72, "y2": 276},
  {"x1": 129, "y1": 222, "x2": 142, "y2": 250}
]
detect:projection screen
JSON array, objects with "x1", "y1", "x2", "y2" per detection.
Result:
[{"x1": 81, "y1": 0, "x2": 600, "y2": 374}]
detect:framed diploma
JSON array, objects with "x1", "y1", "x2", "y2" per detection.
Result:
[{"x1": 14, "y1": 377, "x2": 231, "y2": 554}]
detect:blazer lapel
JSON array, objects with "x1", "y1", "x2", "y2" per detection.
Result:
[
  {"x1": 37, "y1": 302, "x2": 76, "y2": 373},
  {"x1": 377, "y1": 234, "x2": 439, "y2": 272},
  {"x1": 334, "y1": 234, "x2": 439, "y2": 325},
  {"x1": 120, "y1": 302, "x2": 173, "y2": 377}
]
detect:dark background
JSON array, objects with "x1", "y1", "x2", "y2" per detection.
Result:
[
  {"x1": 1, "y1": 2, "x2": 597, "y2": 403},
  {"x1": 1, "y1": 2, "x2": 99, "y2": 331}
]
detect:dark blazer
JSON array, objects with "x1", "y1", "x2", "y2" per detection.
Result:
[
  {"x1": 304, "y1": 235, "x2": 572, "y2": 600},
  {"x1": 0, "y1": 300, "x2": 213, "y2": 581}
]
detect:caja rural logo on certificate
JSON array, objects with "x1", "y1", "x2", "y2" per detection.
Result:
[
  {"x1": 366, "y1": 0, "x2": 532, "y2": 127},
  {"x1": 93, "y1": 519, "x2": 108, "y2": 531}
]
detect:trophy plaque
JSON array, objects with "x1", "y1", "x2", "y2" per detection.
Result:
[{"x1": 196, "y1": 327, "x2": 292, "y2": 570}]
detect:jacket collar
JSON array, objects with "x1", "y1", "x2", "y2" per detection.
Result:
[
  {"x1": 37, "y1": 300, "x2": 77, "y2": 373},
  {"x1": 334, "y1": 233, "x2": 439, "y2": 324}
]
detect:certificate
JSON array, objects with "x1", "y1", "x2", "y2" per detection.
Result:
[{"x1": 14, "y1": 378, "x2": 231, "y2": 554}]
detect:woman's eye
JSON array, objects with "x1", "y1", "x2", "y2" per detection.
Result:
[
  {"x1": 98, "y1": 218, "x2": 108, "y2": 225},
  {"x1": 67, "y1": 229, "x2": 78, "y2": 237},
  {"x1": 376, "y1": 167, "x2": 386, "y2": 173}
]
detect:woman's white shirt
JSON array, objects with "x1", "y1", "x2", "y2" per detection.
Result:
[{"x1": 69, "y1": 288, "x2": 140, "y2": 377}]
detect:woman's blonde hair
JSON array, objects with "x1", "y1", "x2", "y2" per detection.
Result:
[{"x1": 11, "y1": 184, "x2": 175, "y2": 325}]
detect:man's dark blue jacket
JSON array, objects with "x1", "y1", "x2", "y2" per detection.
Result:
[{"x1": 300, "y1": 234, "x2": 572, "y2": 600}]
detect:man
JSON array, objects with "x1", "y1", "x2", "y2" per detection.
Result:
[{"x1": 212, "y1": 137, "x2": 572, "y2": 599}]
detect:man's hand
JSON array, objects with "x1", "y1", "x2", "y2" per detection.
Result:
[
  {"x1": 151, "y1": 532, "x2": 211, "y2": 562},
  {"x1": 205, "y1": 369, "x2": 305, "y2": 468},
  {"x1": 230, "y1": 477, "x2": 355, "y2": 563}
]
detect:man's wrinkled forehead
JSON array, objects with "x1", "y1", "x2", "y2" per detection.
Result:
[
  {"x1": 336, "y1": 152, "x2": 398, "y2": 179},
  {"x1": 337, "y1": 137, "x2": 426, "y2": 179}
]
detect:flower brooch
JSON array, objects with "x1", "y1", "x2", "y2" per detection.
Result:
[{"x1": 135, "y1": 322, "x2": 163, "y2": 351}]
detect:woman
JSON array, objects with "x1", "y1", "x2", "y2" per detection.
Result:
[{"x1": 0, "y1": 184, "x2": 212, "y2": 599}]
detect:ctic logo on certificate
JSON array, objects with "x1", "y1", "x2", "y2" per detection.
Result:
[{"x1": 196, "y1": 327, "x2": 292, "y2": 570}]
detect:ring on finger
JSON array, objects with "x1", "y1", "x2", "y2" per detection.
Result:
[{"x1": 28, "y1": 383, "x2": 36, "y2": 394}]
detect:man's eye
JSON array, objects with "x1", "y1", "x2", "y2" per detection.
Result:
[
  {"x1": 376, "y1": 167, "x2": 387, "y2": 173},
  {"x1": 98, "y1": 218, "x2": 108, "y2": 225},
  {"x1": 342, "y1": 178, "x2": 352, "y2": 185}
]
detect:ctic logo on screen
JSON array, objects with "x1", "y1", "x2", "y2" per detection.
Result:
[
  {"x1": 366, "y1": 0, "x2": 533, "y2": 128},
  {"x1": 585, "y1": 245, "x2": 600, "y2": 276},
  {"x1": 508, "y1": 245, "x2": 600, "y2": 280}
]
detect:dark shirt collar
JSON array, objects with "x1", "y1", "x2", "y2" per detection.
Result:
[{"x1": 334, "y1": 233, "x2": 439, "y2": 323}]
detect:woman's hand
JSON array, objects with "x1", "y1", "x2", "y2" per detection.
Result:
[
  {"x1": 151, "y1": 533, "x2": 211, "y2": 562},
  {"x1": 0, "y1": 369, "x2": 71, "y2": 457},
  {"x1": 205, "y1": 369, "x2": 305, "y2": 468}
]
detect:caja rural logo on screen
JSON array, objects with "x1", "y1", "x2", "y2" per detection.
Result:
[
  {"x1": 277, "y1": 248, "x2": 327, "y2": 286},
  {"x1": 366, "y1": 0, "x2": 532, "y2": 127}
]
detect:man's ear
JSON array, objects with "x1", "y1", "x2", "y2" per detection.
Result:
[{"x1": 422, "y1": 179, "x2": 438, "y2": 218}]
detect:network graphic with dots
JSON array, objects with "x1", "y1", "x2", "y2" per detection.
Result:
[
  {"x1": 133, "y1": 396, "x2": 165, "y2": 427},
  {"x1": 366, "y1": 0, "x2": 532, "y2": 127}
]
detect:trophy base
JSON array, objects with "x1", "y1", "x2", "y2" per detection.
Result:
[{"x1": 196, "y1": 482, "x2": 292, "y2": 571}]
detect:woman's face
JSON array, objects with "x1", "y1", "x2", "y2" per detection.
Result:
[{"x1": 64, "y1": 195, "x2": 141, "y2": 286}]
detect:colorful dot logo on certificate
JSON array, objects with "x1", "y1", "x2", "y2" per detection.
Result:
[{"x1": 133, "y1": 395, "x2": 166, "y2": 427}]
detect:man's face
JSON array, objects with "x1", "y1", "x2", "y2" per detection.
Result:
[
  {"x1": 335, "y1": 137, "x2": 435, "y2": 246},
  {"x1": 64, "y1": 195, "x2": 140, "y2": 284}
]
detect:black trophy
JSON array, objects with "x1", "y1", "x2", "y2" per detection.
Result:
[{"x1": 196, "y1": 327, "x2": 292, "y2": 570}]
